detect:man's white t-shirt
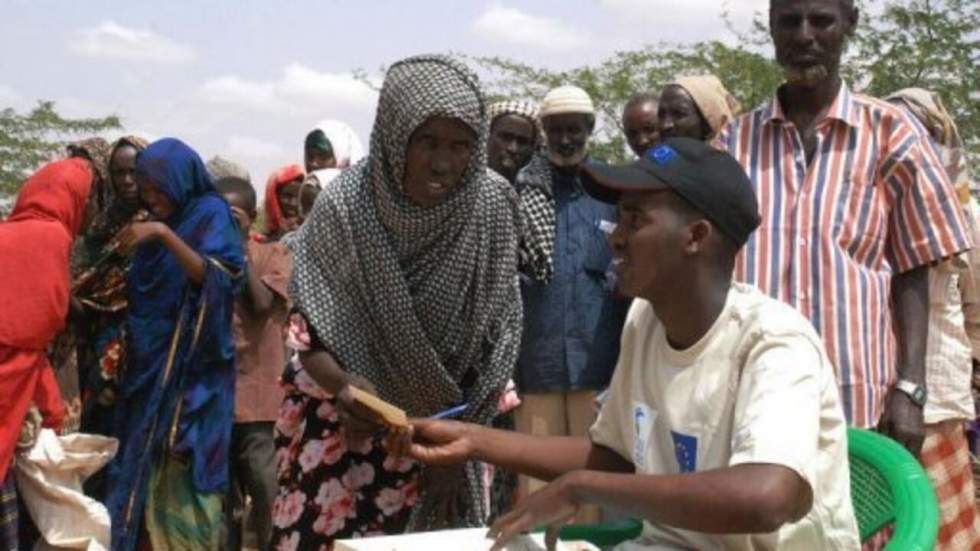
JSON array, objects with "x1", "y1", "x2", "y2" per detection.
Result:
[{"x1": 590, "y1": 283, "x2": 859, "y2": 550}]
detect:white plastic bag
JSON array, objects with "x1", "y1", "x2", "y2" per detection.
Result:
[{"x1": 14, "y1": 429, "x2": 118, "y2": 551}]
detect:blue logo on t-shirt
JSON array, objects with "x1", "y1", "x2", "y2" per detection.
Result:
[
  {"x1": 632, "y1": 403, "x2": 656, "y2": 470},
  {"x1": 670, "y1": 430, "x2": 698, "y2": 473},
  {"x1": 647, "y1": 144, "x2": 678, "y2": 166}
]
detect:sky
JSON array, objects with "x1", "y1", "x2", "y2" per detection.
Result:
[{"x1": 0, "y1": 0, "x2": 770, "y2": 196}]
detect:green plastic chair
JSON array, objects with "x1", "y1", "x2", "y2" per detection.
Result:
[
  {"x1": 848, "y1": 427, "x2": 939, "y2": 550},
  {"x1": 557, "y1": 429, "x2": 939, "y2": 549},
  {"x1": 558, "y1": 517, "x2": 643, "y2": 547}
]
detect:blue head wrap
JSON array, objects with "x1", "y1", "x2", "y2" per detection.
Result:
[
  {"x1": 135, "y1": 137, "x2": 216, "y2": 212},
  {"x1": 106, "y1": 138, "x2": 244, "y2": 551}
]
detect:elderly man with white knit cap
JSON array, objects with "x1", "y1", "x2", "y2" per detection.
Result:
[{"x1": 511, "y1": 85, "x2": 631, "y2": 523}]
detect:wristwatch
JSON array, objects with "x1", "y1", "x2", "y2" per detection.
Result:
[{"x1": 895, "y1": 379, "x2": 928, "y2": 407}]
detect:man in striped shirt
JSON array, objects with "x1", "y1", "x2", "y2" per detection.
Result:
[{"x1": 715, "y1": 0, "x2": 972, "y2": 456}]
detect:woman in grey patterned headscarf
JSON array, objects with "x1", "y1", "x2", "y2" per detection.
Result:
[{"x1": 271, "y1": 54, "x2": 522, "y2": 547}]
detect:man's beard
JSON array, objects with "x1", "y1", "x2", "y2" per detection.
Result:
[
  {"x1": 783, "y1": 64, "x2": 830, "y2": 87},
  {"x1": 547, "y1": 143, "x2": 589, "y2": 168}
]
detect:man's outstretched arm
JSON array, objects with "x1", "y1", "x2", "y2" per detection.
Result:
[{"x1": 409, "y1": 418, "x2": 633, "y2": 480}]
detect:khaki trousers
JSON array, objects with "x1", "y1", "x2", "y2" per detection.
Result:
[{"x1": 514, "y1": 390, "x2": 602, "y2": 524}]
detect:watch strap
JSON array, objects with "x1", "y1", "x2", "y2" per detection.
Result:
[{"x1": 895, "y1": 379, "x2": 927, "y2": 406}]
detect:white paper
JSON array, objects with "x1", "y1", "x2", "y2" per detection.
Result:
[{"x1": 334, "y1": 527, "x2": 598, "y2": 551}]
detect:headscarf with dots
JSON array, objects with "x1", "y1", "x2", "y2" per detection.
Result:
[{"x1": 290, "y1": 54, "x2": 522, "y2": 529}]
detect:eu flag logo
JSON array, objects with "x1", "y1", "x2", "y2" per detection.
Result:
[
  {"x1": 670, "y1": 430, "x2": 698, "y2": 473},
  {"x1": 647, "y1": 144, "x2": 678, "y2": 166}
]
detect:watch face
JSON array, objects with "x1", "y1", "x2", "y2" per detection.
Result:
[{"x1": 914, "y1": 387, "x2": 927, "y2": 405}]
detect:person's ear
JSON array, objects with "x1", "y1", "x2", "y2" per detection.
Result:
[{"x1": 685, "y1": 219, "x2": 713, "y2": 255}]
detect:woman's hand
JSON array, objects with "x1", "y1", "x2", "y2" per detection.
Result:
[
  {"x1": 117, "y1": 221, "x2": 165, "y2": 253},
  {"x1": 17, "y1": 406, "x2": 43, "y2": 449},
  {"x1": 384, "y1": 424, "x2": 415, "y2": 458},
  {"x1": 335, "y1": 374, "x2": 387, "y2": 446},
  {"x1": 408, "y1": 418, "x2": 475, "y2": 466}
]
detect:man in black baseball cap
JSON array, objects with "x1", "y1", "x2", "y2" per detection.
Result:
[
  {"x1": 583, "y1": 137, "x2": 760, "y2": 246},
  {"x1": 579, "y1": 137, "x2": 760, "y2": 303},
  {"x1": 405, "y1": 138, "x2": 858, "y2": 549}
]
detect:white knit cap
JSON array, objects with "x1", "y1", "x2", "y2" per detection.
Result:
[{"x1": 540, "y1": 85, "x2": 595, "y2": 118}]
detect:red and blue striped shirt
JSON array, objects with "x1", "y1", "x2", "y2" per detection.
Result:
[{"x1": 715, "y1": 84, "x2": 972, "y2": 427}]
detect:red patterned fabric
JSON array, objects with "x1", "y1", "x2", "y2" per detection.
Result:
[{"x1": 922, "y1": 420, "x2": 980, "y2": 550}]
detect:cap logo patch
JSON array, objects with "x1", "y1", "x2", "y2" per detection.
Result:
[{"x1": 648, "y1": 144, "x2": 677, "y2": 166}]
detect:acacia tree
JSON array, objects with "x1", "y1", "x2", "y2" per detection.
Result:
[
  {"x1": 352, "y1": 38, "x2": 782, "y2": 163},
  {"x1": 0, "y1": 101, "x2": 121, "y2": 196},
  {"x1": 471, "y1": 40, "x2": 782, "y2": 162},
  {"x1": 468, "y1": 0, "x2": 977, "y2": 165},
  {"x1": 847, "y1": 0, "x2": 979, "y2": 156}
]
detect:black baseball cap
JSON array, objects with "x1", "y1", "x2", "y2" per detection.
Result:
[{"x1": 581, "y1": 138, "x2": 760, "y2": 248}]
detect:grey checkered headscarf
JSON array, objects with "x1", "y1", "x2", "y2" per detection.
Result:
[
  {"x1": 290, "y1": 54, "x2": 522, "y2": 529},
  {"x1": 488, "y1": 99, "x2": 537, "y2": 121},
  {"x1": 488, "y1": 99, "x2": 541, "y2": 144},
  {"x1": 515, "y1": 151, "x2": 558, "y2": 282},
  {"x1": 485, "y1": 101, "x2": 556, "y2": 282}
]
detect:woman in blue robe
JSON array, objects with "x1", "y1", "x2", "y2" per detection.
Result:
[{"x1": 104, "y1": 138, "x2": 244, "y2": 551}]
